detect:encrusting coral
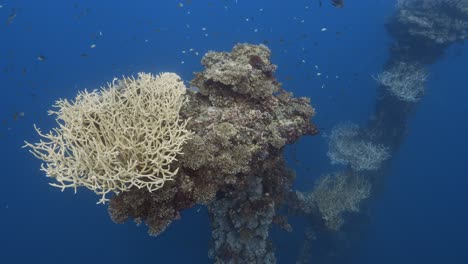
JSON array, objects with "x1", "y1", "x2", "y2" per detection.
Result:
[{"x1": 24, "y1": 72, "x2": 192, "y2": 204}]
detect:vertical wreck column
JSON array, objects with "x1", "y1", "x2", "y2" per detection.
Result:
[
  {"x1": 290, "y1": 1, "x2": 468, "y2": 263},
  {"x1": 187, "y1": 44, "x2": 318, "y2": 264}
]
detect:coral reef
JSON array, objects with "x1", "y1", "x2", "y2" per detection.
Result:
[
  {"x1": 27, "y1": 44, "x2": 317, "y2": 257},
  {"x1": 22, "y1": 0, "x2": 468, "y2": 260},
  {"x1": 107, "y1": 43, "x2": 318, "y2": 263}
]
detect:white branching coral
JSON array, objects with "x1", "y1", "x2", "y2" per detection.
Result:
[
  {"x1": 396, "y1": 0, "x2": 468, "y2": 44},
  {"x1": 327, "y1": 122, "x2": 390, "y2": 171},
  {"x1": 24, "y1": 72, "x2": 192, "y2": 204},
  {"x1": 374, "y1": 62, "x2": 428, "y2": 102},
  {"x1": 297, "y1": 172, "x2": 371, "y2": 231}
]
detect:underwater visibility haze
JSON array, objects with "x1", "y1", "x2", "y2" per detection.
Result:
[{"x1": 1, "y1": 0, "x2": 468, "y2": 263}]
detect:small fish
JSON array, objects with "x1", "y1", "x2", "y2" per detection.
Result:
[
  {"x1": 188, "y1": 86, "x2": 200, "y2": 93},
  {"x1": 13, "y1": 112, "x2": 25, "y2": 120},
  {"x1": 331, "y1": 0, "x2": 344, "y2": 8},
  {"x1": 7, "y1": 12, "x2": 16, "y2": 25},
  {"x1": 37, "y1": 55, "x2": 46, "y2": 61}
]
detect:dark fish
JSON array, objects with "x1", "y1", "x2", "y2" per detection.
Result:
[
  {"x1": 7, "y1": 12, "x2": 16, "y2": 25},
  {"x1": 13, "y1": 112, "x2": 24, "y2": 120},
  {"x1": 331, "y1": 0, "x2": 344, "y2": 8},
  {"x1": 37, "y1": 55, "x2": 46, "y2": 61}
]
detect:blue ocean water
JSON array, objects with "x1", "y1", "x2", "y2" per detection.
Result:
[{"x1": 1, "y1": 0, "x2": 467, "y2": 263}]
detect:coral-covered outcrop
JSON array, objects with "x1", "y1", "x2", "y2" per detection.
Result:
[{"x1": 108, "y1": 44, "x2": 318, "y2": 263}]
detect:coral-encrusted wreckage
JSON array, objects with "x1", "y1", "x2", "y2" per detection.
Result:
[
  {"x1": 25, "y1": 43, "x2": 317, "y2": 263},
  {"x1": 289, "y1": 1, "x2": 468, "y2": 263},
  {"x1": 25, "y1": 1, "x2": 468, "y2": 263},
  {"x1": 108, "y1": 44, "x2": 318, "y2": 263}
]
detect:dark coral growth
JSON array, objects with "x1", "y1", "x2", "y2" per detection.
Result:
[
  {"x1": 108, "y1": 43, "x2": 317, "y2": 259},
  {"x1": 208, "y1": 156, "x2": 295, "y2": 264}
]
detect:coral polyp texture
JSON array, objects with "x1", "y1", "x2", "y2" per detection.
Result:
[
  {"x1": 374, "y1": 62, "x2": 428, "y2": 102},
  {"x1": 24, "y1": 72, "x2": 192, "y2": 204}
]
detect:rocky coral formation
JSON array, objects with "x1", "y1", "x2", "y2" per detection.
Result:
[{"x1": 108, "y1": 43, "x2": 318, "y2": 263}]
